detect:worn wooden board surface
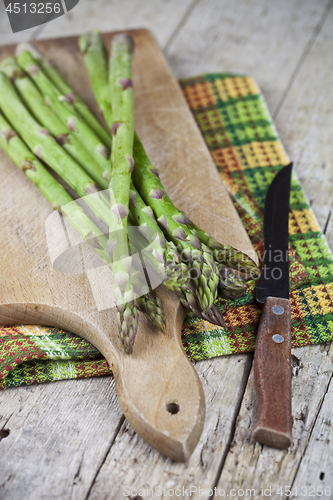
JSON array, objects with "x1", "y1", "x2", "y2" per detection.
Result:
[{"x1": 0, "y1": 0, "x2": 333, "y2": 498}]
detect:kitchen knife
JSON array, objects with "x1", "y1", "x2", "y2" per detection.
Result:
[{"x1": 252, "y1": 162, "x2": 293, "y2": 449}]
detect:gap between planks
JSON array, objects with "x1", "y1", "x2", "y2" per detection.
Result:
[
  {"x1": 289, "y1": 368, "x2": 333, "y2": 496},
  {"x1": 163, "y1": 0, "x2": 201, "y2": 53},
  {"x1": 210, "y1": 354, "x2": 254, "y2": 493},
  {"x1": 273, "y1": 0, "x2": 333, "y2": 119},
  {"x1": 83, "y1": 415, "x2": 126, "y2": 500}
]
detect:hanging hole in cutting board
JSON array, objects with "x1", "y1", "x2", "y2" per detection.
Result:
[{"x1": 166, "y1": 402, "x2": 180, "y2": 415}]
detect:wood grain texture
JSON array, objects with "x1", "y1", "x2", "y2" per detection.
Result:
[
  {"x1": 165, "y1": 0, "x2": 329, "y2": 113},
  {"x1": 1, "y1": 0, "x2": 333, "y2": 497},
  {"x1": 0, "y1": 376, "x2": 124, "y2": 500},
  {"x1": 85, "y1": 355, "x2": 253, "y2": 500},
  {"x1": 167, "y1": 1, "x2": 333, "y2": 493},
  {"x1": 274, "y1": 3, "x2": 333, "y2": 248},
  {"x1": 253, "y1": 297, "x2": 292, "y2": 449},
  {"x1": 291, "y1": 368, "x2": 333, "y2": 496},
  {"x1": 216, "y1": 343, "x2": 333, "y2": 497}
]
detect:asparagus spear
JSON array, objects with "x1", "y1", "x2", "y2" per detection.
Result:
[
  {"x1": 77, "y1": 31, "x2": 250, "y2": 319},
  {"x1": 108, "y1": 33, "x2": 138, "y2": 354},
  {"x1": 16, "y1": 42, "x2": 111, "y2": 148},
  {"x1": 77, "y1": 33, "x2": 253, "y2": 274},
  {"x1": 131, "y1": 136, "x2": 219, "y2": 312},
  {"x1": 78, "y1": 32, "x2": 189, "y2": 292},
  {"x1": 0, "y1": 110, "x2": 165, "y2": 332},
  {"x1": 129, "y1": 191, "x2": 227, "y2": 326},
  {"x1": 0, "y1": 65, "x2": 165, "y2": 335},
  {"x1": 0, "y1": 56, "x2": 109, "y2": 189},
  {"x1": 0, "y1": 110, "x2": 109, "y2": 263},
  {"x1": 78, "y1": 30, "x2": 249, "y2": 315},
  {"x1": 198, "y1": 304, "x2": 227, "y2": 327},
  {"x1": 216, "y1": 263, "x2": 247, "y2": 299},
  {"x1": 16, "y1": 50, "x2": 111, "y2": 183},
  {"x1": 1, "y1": 36, "x2": 240, "y2": 332},
  {"x1": 137, "y1": 291, "x2": 165, "y2": 332},
  {"x1": 78, "y1": 32, "x2": 112, "y2": 130},
  {"x1": 14, "y1": 37, "x2": 174, "y2": 296},
  {"x1": 179, "y1": 281, "x2": 226, "y2": 327},
  {"x1": 0, "y1": 71, "x2": 110, "y2": 226},
  {"x1": 77, "y1": 30, "x2": 225, "y2": 319}
]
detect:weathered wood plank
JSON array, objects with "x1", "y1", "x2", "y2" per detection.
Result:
[
  {"x1": 215, "y1": 344, "x2": 333, "y2": 496},
  {"x1": 0, "y1": 377, "x2": 123, "y2": 500},
  {"x1": 214, "y1": 5, "x2": 333, "y2": 494},
  {"x1": 274, "y1": 4, "x2": 333, "y2": 248},
  {"x1": 291, "y1": 369, "x2": 333, "y2": 498},
  {"x1": 165, "y1": 0, "x2": 329, "y2": 113},
  {"x1": 35, "y1": 0, "x2": 195, "y2": 48},
  {"x1": 87, "y1": 355, "x2": 252, "y2": 499},
  {"x1": 273, "y1": 5, "x2": 333, "y2": 492}
]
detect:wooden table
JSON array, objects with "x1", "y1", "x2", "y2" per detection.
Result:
[{"x1": 1, "y1": 1, "x2": 333, "y2": 498}]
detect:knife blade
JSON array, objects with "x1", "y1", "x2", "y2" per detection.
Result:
[{"x1": 252, "y1": 162, "x2": 293, "y2": 449}]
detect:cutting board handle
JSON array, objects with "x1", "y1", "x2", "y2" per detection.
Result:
[
  {"x1": 110, "y1": 288, "x2": 205, "y2": 462},
  {"x1": 0, "y1": 287, "x2": 205, "y2": 462}
]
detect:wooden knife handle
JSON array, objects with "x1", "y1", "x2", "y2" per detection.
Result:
[{"x1": 252, "y1": 296, "x2": 292, "y2": 449}]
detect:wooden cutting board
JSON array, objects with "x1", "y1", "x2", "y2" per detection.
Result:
[{"x1": 0, "y1": 29, "x2": 256, "y2": 462}]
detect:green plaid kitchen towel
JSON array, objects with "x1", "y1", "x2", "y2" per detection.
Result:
[{"x1": 1, "y1": 73, "x2": 332, "y2": 389}]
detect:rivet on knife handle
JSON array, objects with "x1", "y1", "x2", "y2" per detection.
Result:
[{"x1": 252, "y1": 296, "x2": 292, "y2": 449}]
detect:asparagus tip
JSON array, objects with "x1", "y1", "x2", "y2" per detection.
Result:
[
  {"x1": 117, "y1": 302, "x2": 138, "y2": 355},
  {"x1": 78, "y1": 34, "x2": 89, "y2": 54},
  {"x1": 78, "y1": 30, "x2": 104, "y2": 54}
]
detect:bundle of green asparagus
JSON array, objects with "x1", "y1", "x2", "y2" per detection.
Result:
[
  {"x1": 0, "y1": 32, "x2": 259, "y2": 354},
  {"x1": 0, "y1": 109, "x2": 165, "y2": 336},
  {"x1": 77, "y1": 32, "x2": 259, "y2": 308}
]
